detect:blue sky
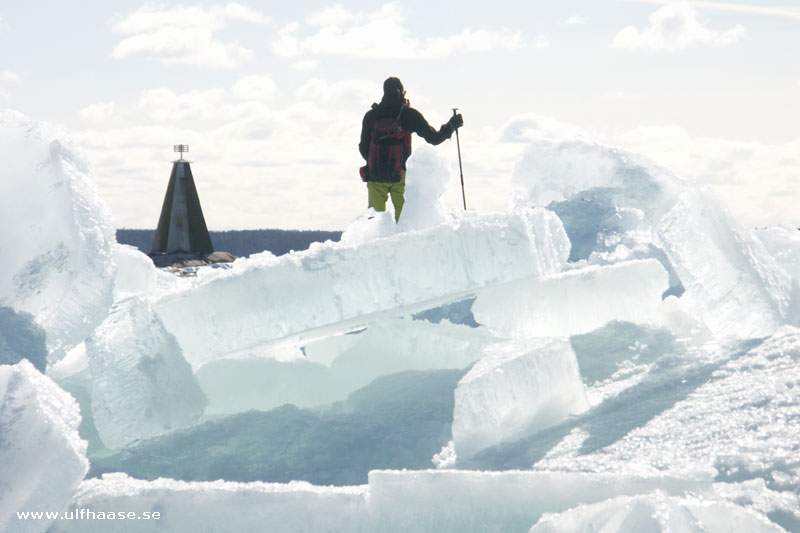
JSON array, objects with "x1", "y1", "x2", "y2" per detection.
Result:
[{"x1": 1, "y1": 1, "x2": 798, "y2": 230}]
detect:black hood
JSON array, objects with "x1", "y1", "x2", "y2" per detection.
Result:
[{"x1": 381, "y1": 76, "x2": 405, "y2": 105}]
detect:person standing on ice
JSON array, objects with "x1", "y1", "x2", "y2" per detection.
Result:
[{"x1": 359, "y1": 77, "x2": 463, "y2": 222}]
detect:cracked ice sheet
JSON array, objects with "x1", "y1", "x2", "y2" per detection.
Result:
[
  {"x1": 50, "y1": 470, "x2": 710, "y2": 533},
  {"x1": 153, "y1": 209, "x2": 570, "y2": 369},
  {"x1": 532, "y1": 327, "x2": 800, "y2": 522}
]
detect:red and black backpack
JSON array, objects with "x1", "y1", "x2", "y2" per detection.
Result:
[{"x1": 366, "y1": 103, "x2": 411, "y2": 183}]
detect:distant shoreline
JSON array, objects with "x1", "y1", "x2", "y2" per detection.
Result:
[{"x1": 117, "y1": 228, "x2": 343, "y2": 258}]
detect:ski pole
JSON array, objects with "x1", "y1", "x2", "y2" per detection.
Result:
[{"x1": 452, "y1": 108, "x2": 466, "y2": 210}]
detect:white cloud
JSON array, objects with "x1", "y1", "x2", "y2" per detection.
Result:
[
  {"x1": 307, "y1": 4, "x2": 354, "y2": 27},
  {"x1": 273, "y1": 22, "x2": 301, "y2": 57},
  {"x1": 291, "y1": 60, "x2": 318, "y2": 72},
  {"x1": 112, "y1": 2, "x2": 268, "y2": 33},
  {"x1": 273, "y1": 3, "x2": 524, "y2": 60},
  {"x1": 0, "y1": 70, "x2": 21, "y2": 82},
  {"x1": 296, "y1": 78, "x2": 377, "y2": 106},
  {"x1": 625, "y1": 1, "x2": 800, "y2": 21},
  {"x1": 613, "y1": 3, "x2": 746, "y2": 51},
  {"x1": 80, "y1": 102, "x2": 116, "y2": 122},
  {"x1": 0, "y1": 15, "x2": 8, "y2": 33},
  {"x1": 110, "y1": 3, "x2": 269, "y2": 68},
  {"x1": 534, "y1": 34, "x2": 550, "y2": 49},
  {"x1": 231, "y1": 75, "x2": 279, "y2": 101},
  {"x1": 566, "y1": 16, "x2": 588, "y2": 25}
]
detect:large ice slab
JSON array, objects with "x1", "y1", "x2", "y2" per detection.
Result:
[
  {"x1": 50, "y1": 473, "x2": 368, "y2": 533},
  {"x1": 154, "y1": 208, "x2": 570, "y2": 368},
  {"x1": 50, "y1": 470, "x2": 709, "y2": 533},
  {"x1": 0, "y1": 360, "x2": 88, "y2": 533},
  {"x1": 452, "y1": 338, "x2": 590, "y2": 461},
  {"x1": 471, "y1": 259, "x2": 669, "y2": 338},
  {"x1": 659, "y1": 192, "x2": 796, "y2": 339},
  {"x1": 510, "y1": 138, "x2": 798, "y2": 340},
  {"x1": 86, "y1": 297, "x2": 207, "y2": 449},
  {"x1": 367, "y1": 469, "x2": 710, "y2": 532},
  {"x1": 0, "y1": 110, "x2": 116, "y2": 363},
  {"x1": 197, "y1": 317, "x2": 493, "y2": 414},
  {"x1": 529, "y1": 490, "x2": 783, "y2": 532}
]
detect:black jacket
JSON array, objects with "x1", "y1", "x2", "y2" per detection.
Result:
[{"x1": 359, "y1": 98, "x2": 454, "y2": 161}]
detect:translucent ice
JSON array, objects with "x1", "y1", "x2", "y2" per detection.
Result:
[
  {"x1": 756, "y1": 225, "x2": 800, "y2": 282},
  {"x1": 197, "y1": 317, "x2": 493, "y2": 414},
  {"x1": 0, "y1": 110, "x2": 116, "y2": 363},
  {"x1": 452, "y1": 338, "x2": 589, "y2": 461},
  {"x1": 154, "y1": 208, "x2": 570, "y2": 369},
  {"x1": 86, "y1": 297, "x2": 207, "y2": 449},
  {"x1": 509, "y1": 139, "x2": 683, "y2": 233},
  {"x1": 0, "y1": 307, "x2": 47, "y2": 371},
  {"x1": 112, "y1": 244, "x2": 158, "y2": 300},
  {"x1": 471, "y1": 259, "x2": 669, "y2": 338},
  {"x1": 510, "y1": 138, "x2": 798, "y2": 340},
  {"x1": 90, "y1": 369, "x2": 464, "y2": 486},
  {"x1": 0, "y1": 360, "x2": 88, "y2": 533},
  {"x1": 659, "y1": 192, "x2": 796, "y2": 339}
]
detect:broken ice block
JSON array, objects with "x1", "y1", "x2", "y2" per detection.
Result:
[
  {"x1": 472, "y1": 259, "x2": 669, "y2": 338},
  {"x1": 452, "y1": 338, "x2": 589, "y2": 460},
  {"x1": 0, "y1": 360, "x2": 88, "y2": 533},
  {"x1": 87, "y1": 297, "x2": 207, "y2": 449}
]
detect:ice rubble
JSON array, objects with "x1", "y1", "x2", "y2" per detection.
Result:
[
  {"x1": 512, "y1": 139, "x2": 798, "y2": 339},
  {"x1": 4, "y1": 111, "x2": 800, "y2": 531},
  {"x1": 86, "y1": 297, "x2": 207, "y2": 449},
  {"x1": 0, "y1": 360, "x2": 88, "y2": 533},
  {"x1": 153, "y1": 207, "x2": 571, "y2": 369},
  {"x1": 0, "y1": 110, "x2": 116, "y2": 364},
  {"x1": 452, "y1": 338, "x2": 590, "y2": 460}
]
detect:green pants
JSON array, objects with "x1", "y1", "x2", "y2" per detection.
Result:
[{"x1": 367, "y1": 174, "x2": 405, "y2": 222}]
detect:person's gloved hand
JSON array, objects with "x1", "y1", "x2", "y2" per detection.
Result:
[{"x1": 448, "y1": 113, "x2": 464, "y2": 131}]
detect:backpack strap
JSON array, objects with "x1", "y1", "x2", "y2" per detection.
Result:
[{"x1": 396, "y1": 102, "x2": 407, "y2": 121}]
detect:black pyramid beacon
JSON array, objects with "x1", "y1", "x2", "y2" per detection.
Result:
[{"x1": 149, "y1": 145, "x2": 233, "y2": 268}]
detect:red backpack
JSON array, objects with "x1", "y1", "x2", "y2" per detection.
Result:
[{"x1": 365, "y1": 103, "x2": 411, "y2": 183}]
